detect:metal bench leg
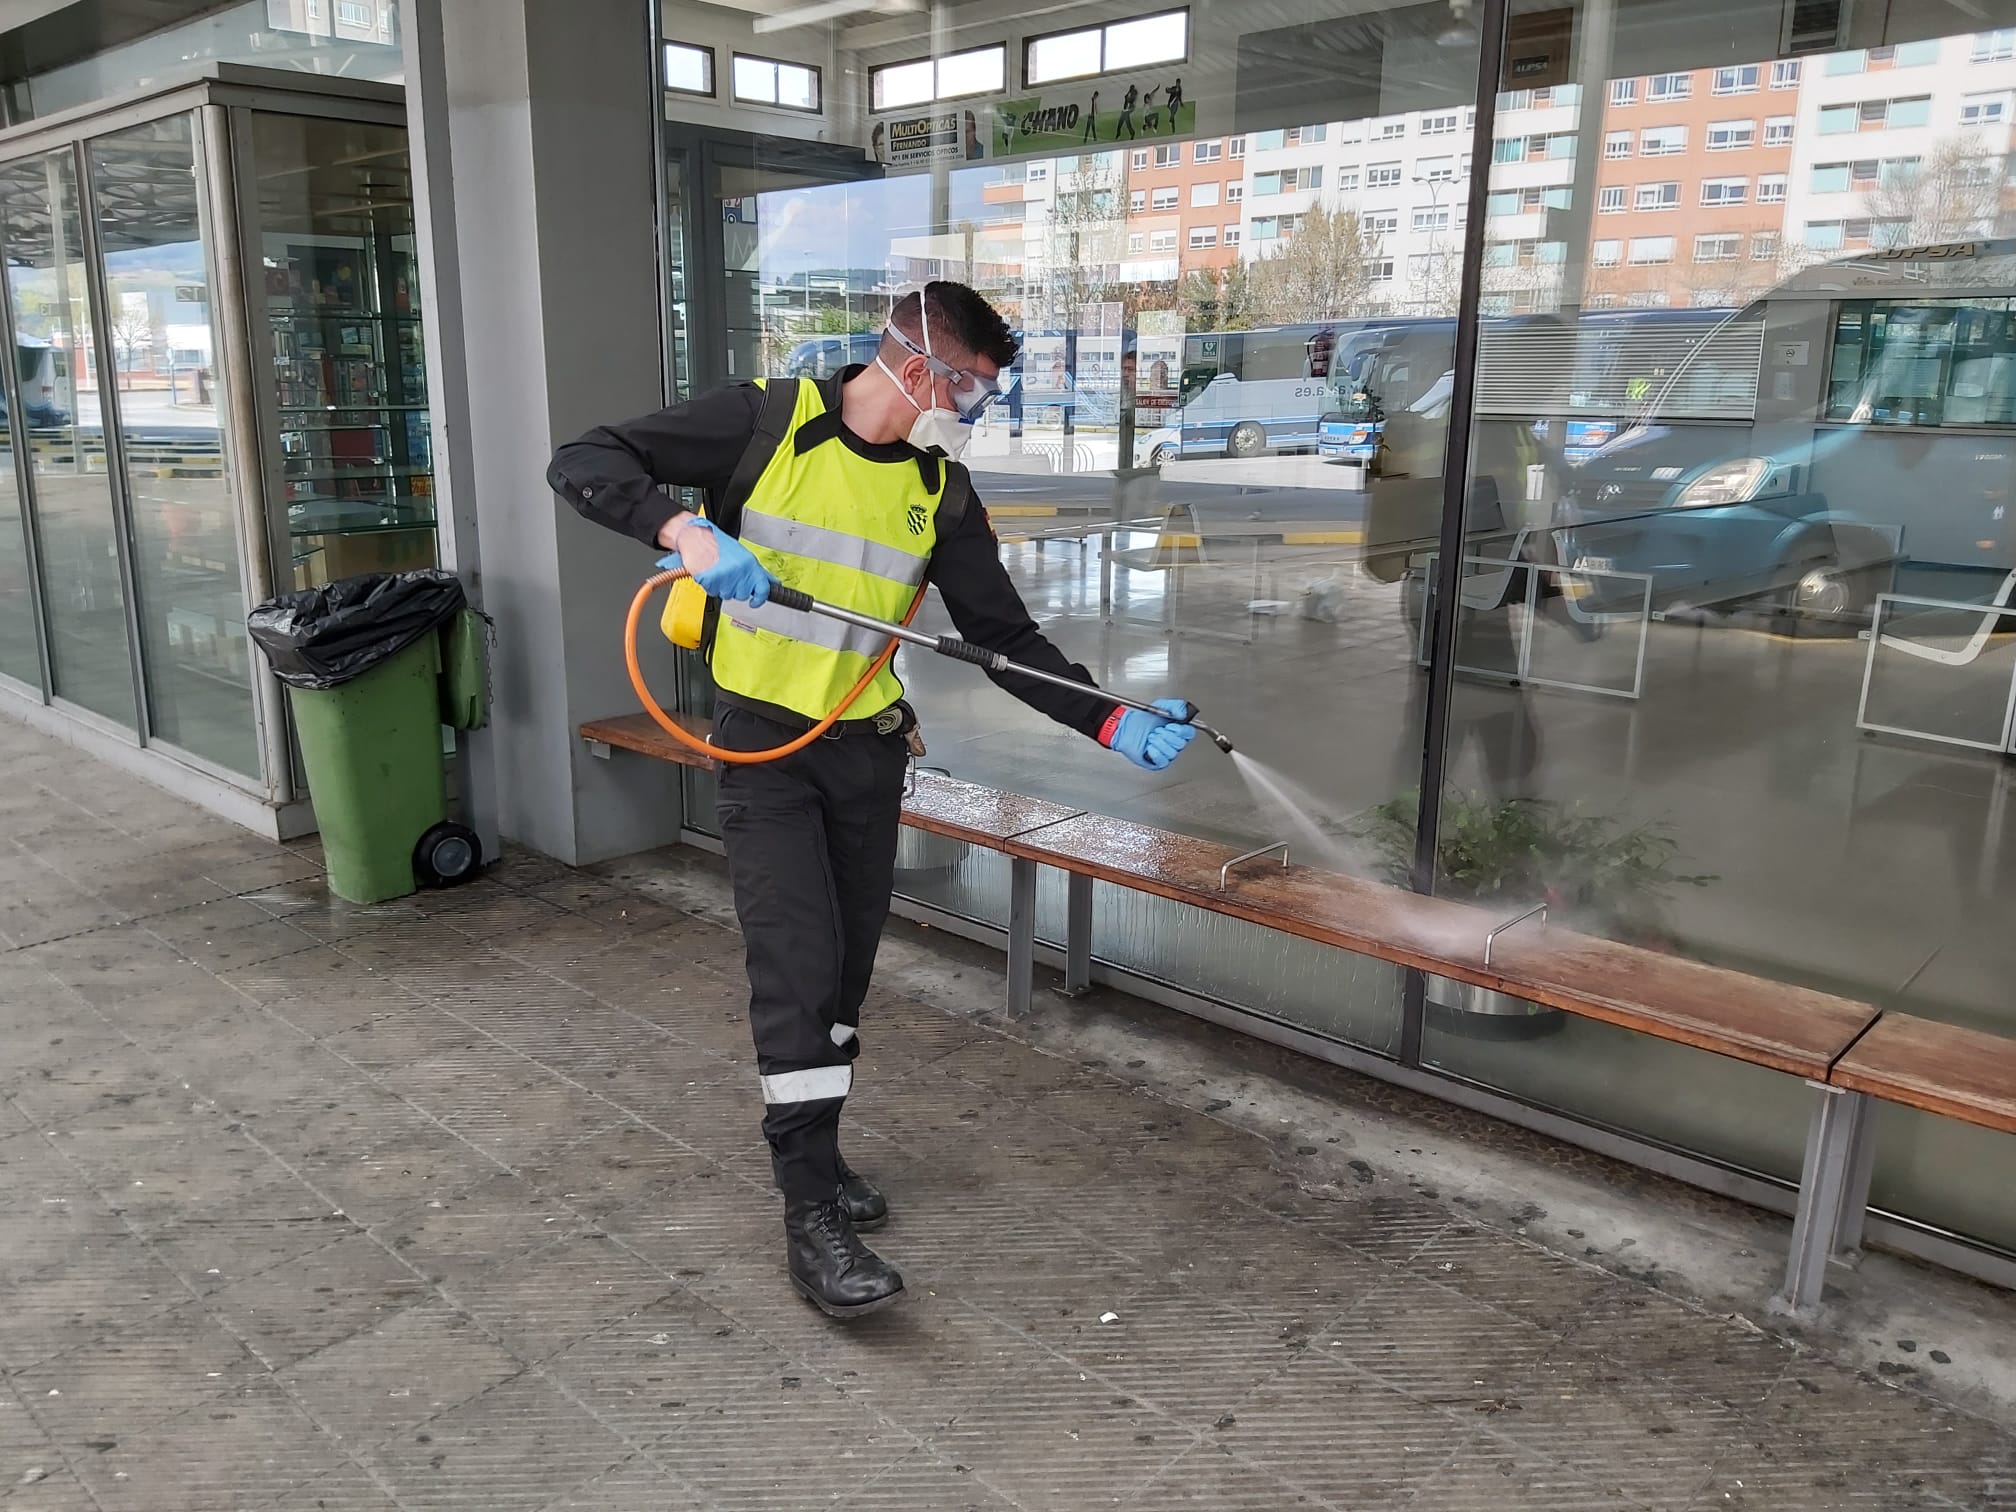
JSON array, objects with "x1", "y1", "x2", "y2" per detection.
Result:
[
  {"x1": 1775, "y1": 1082, "x2": 1874, "y2": 1316},
  {"x1": 1833, "y1": 1091, "x2": 1879, "y2": 1259},
  {"x1": 1006, "y1": 857, "x2": 1037, "y2": 1017},
  {"x1": 1059, "y1": 872, "x2": 1093, "y2": 998}
]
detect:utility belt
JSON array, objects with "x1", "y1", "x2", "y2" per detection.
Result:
[{"x1": 715, "y1": 689, "x2": 927, "y2": 753}]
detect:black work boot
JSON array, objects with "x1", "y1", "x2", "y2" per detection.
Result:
[
  {"x1": 784, "y1": 1198, "x2": 904, "y2": 1319},
  {"x1": 836, "y1": 1153, "x2": 888, "y2": 1231}
]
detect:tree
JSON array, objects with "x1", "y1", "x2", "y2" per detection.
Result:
[
  {"x1": 1251, "y1": 204, "x2": 1382, "y2": 322},
  {"x1": 106, "y1": 301, "x2": 151, "y2": 389},
  {"x1": 1862, "y1": 135, "x2": 2005, "y2": 245},
  {"x1": 1179, "y1": 260, "x2": 1263, "y2": 330},
  {"x1": 1035, "y1": 151, "x2": 1128, "y2": 329}
]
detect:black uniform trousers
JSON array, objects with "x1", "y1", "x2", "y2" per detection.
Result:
[{"x1": 713, "y1": 704, "x2": 909, "y2": 1204}]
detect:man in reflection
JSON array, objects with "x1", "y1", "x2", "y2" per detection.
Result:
[{"x1": 549, "y1": 282, "x2": 1202, "y2": 1320}]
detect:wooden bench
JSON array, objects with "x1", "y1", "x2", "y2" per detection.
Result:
[{"x1": 581, "y1": 713, "x2": 2014, "y2": 1311}]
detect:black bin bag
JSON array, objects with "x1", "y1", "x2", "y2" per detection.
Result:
[{"x1": 247, "y1": 570, "x2": 468, "y2": 691}]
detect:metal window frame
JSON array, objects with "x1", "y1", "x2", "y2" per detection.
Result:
[{"x1": 662, "y1": 40, "x2": 717, "y2": 99}]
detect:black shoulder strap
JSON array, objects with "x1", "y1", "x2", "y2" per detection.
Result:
[
  {"x1": 700, "y1": 377, "x2": 799, "y2": 662},
  {"x1": 937, "y1": 459, "x2": 974, "y2": 537},
  {"x1": 711, "y1": 377, "x2": 800, "y2": 538}
]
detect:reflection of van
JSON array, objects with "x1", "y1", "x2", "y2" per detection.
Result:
[{"x1": 10, "y1": 339, "x2": 69, "y2": 428}]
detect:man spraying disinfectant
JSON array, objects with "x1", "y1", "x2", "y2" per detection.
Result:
[{"x1": 549, "y1": 282, "x2": 1203, "y2": 1319}]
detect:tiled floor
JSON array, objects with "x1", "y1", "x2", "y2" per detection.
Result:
[{"x1": 0, "y1": 716, "x2": 2011, "y2": 1510}]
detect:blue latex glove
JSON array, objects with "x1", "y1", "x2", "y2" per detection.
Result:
[
  {"x1": 1107, "y1": 699, "x2": 1199, "y2": 772},
  {"x1": 667, "y1": 517, "x2": 772, "y2": 608}
]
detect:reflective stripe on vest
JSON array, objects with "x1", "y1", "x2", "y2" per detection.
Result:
[{"x1": 710, "y1": 378, "x2": 945, "y2": 723}]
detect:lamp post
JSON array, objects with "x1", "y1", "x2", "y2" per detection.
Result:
[{"x1": 1411, "y1": 173, "x2": 1450, "y2": 315}]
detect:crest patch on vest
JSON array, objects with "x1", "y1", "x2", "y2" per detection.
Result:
[{"x1": 905, "y1": 502, "x2": 929, "y2": 536}]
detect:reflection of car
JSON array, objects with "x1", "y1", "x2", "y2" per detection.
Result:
[{"x1": 1136, "y1": 425, "x2": 1179, "y2": 467}]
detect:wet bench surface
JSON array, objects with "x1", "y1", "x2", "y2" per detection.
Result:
[
  {"x1": 998, "y1": 812, "x2": 1878, "y2": 1080},
  {"x1": 1833, "y1": 1013, "x2": 2016, "y2": 1133}
]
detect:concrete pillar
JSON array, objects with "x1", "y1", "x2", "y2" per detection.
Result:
[{"x1": 401, "y1": 0, "x2": 687, "y2": 866}]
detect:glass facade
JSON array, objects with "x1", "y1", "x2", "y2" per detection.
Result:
[
  {"x1": 657, "y1": 0, "x2": 2016, "y2": 1259},
  {"x1": 0, "y1": 75, "x2": 421, "y2": 812}
]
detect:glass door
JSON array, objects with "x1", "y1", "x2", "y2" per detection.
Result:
[{"x1": 0, "y1": 147, "x2": 138, "y2": 730}]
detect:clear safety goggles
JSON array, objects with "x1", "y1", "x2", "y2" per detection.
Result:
[{"x1": 883, "y1": 322, "x2": 1004, "y2": 419}]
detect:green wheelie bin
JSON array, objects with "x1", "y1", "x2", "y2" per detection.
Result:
[{"x1": 248, "y1": 570, "x2": 490, "y2": 905}]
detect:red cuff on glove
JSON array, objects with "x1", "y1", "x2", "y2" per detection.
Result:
[{"x1": 1097, "y1": 706, "x2": 1127, "y2": 748}]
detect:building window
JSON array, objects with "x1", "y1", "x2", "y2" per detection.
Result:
[
  {"x1": 1422, "y1": 111, "x2": 1460, "y2": 135},
  {"x1": 1367, "y1": 162, "x2": 1403, "y2": 189},
  {"x1": 1700, "y1": 177, "x2": 1748, "y2": 205},
  {"x1": 1812, "y1": 162, "x2": 1849, "y2": 192},
  {"x1": 1640, "y1": 125, "x2": 1687, "y2": 156},
  {"x1": 1127, "y1": 232, "x2": 1145, "y2": 253},
  {"x1": 1188, "y1": 226, "x2": 1217, "y2": 248},
  {"x1": 1887, "y1": 97, "x2": 1932, "y2": 127},
  {"x1": 1626, "y1": 290, "x2": 1672, "y2": 307},
  {"x1": 1712, "y1": 65, "x2": 1761, "y2": 94},
  {"x1": 336, "y1": 0, "x2": 369, "y2": 24},
  {"x1": 663, "y1": 41, "x2": 714, "y2": 96},
  {"x1": 1593, "y1": 238, "x2": 1622, "y2": 266},
  {"x1": 1492, "y1": 136, "x2": 1525, "y2": 164},
  {"x1": 1291, "y1": 124, "x2": 1328, "y2": 145},
  {"x1": 1226, "y1": 182, "x2": 1244, "y2": 203},
  {"x1": 1611, "y1": 78, "x2": 1638, "y2": 106},
  {"x1": 1772, "y1": 59, "x2": 1802, "y2": 87},
  {"x1": 1764, "y1": 116, "x2": 1794, "y2": 146},
  {"x1": 1223, "y1": 225, "x2": 1242, "y2": 246},
  {"x1": 1129, "y1": 189, "x2": 1146, "y2": 212},
  {"x1": 1973, "y1": 29, "x2": 2016, "y2": 62},
  {"x1": 732, "y1": 54, "x2": 820, "y2": 111},
  {"x1": 1962, "y1": 93, "x2": 2010, "y2": 126},
  {"x1": 1635, "y1": 180, "x2": 1680, "y2": 210},
  {"x1": 1818, "y1": 104, "x2": 1856, "y2": 135},
  {"x1": 1194, "y1": 140, "x2": 1222, "y2": 164},
  {"x1": 1154, "y1": 144, "x2": 1180, "y2": 167},
  {"x1": 1758, "y1": 173, "x2": 1787, "y2": 203},
  {"x1": 1628, "y1": 235, "x2": 1675, "y2": 263},
  {"x1": 1026, "y1": 9, "x2": 1188, "y2": 86},
  {"x1": 1151, "y1": 186, "x2": 1178, "y2": 210},
  {"x1": 1827, "y1": 51, "x2": 1867, "y2": 76},
  {"x1": 1369, "y1": 258, "x2": 1395, "y2": 281},
  {"x1": 1589, "y1": 292, "x2": 1618, "y2": 308},
  {"x1": 1598, "y1": 185, "x2": 1626, "y2": 212},
  {"x1": 1605, "y1": 130, "x2": 1632, "y2": 159},
  {"x1": 1418, "y1": 157, "x2": 1457, "y2": 182},
  {"x1": 1027, "y1": 163, "x2": 1049, "y2": 181},
  {"x1": 1805, "y1": 221, "x2": 1846, "y2": 250},
  {"x1": 1252, "y1": 217, "x2": 1279, "y2": 241},
  {"x1": 1752, "y1": 231, "x2": 1779, "y2": 260},
  {"x1": 1707, "y1": 119, "x2": 1756, "y2": 151},
  {"x1": 1335, "y1": 169, "x2": 1359, "y2": 191},
  {"x1": 1191, "y1": 182, "x2": 1219, "y2": 207},
  {"x1": 1131, "y1": 149, "x2": 1149, "y2": 170},
  {"x1": 1363, "y1": 210, "x2": 1399, "y2": 236},
  {"x1": 1411, "y1": 205, "x2": 1451, "y2": 232},
  {"x1": 1647, "y1": 73, "x2": 1692, "y2": 101},
  {"x1": 1375, "y1": 120, "x2": 1406, "y2": 140},
  {"x1": 1229, "y1": 137, "x2": 1246, "y2": 159},
  {"x1": 1149, "y1": 230, "x2": 1179, "y2": 253},
  {"x1": 1694, "y1": 233, "x2": 1741, "y2": 261},
  {"x1": 870, "y1": 43, "x2": 1005, "y2": 109}
]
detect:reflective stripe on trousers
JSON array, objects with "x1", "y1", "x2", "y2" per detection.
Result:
[{"x1": 761, "y1": 1064, "x2": 854, "y2": 1104}]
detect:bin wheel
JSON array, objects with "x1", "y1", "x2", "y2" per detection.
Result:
[{"x1": 414, "y1": 822, "x2": 482, "y2": 888}]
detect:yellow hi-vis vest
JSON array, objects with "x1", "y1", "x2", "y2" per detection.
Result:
[{"x1": 710, "y1": 378, "x2": 946, "y2": 723}]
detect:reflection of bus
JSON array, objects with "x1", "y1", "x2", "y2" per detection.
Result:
[
  {"x1": 8, "y1": 337, "x2": 70, "y2": 429},
  {"x1": 1372, "y1": 242, "x2": 2016, "y2": 629},
  {"x1": 1158, "y1": 322, "x2": 1380, "y2": 460}
]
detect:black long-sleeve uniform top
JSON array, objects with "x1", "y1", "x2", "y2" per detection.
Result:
[{"x1": 548, "y1": 369, "x2": 1117, "y2": 741}]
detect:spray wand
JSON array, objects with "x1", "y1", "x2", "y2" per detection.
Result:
[{"x1": 764, "y1": 582, "x2": 1237, "y2": 754}]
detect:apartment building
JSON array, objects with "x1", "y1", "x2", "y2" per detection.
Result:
[{"x1": 1118, "y1": 133, "x2": 1245, "y2": 279}]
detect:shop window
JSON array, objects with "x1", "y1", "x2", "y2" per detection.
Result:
[
  {"x1": 663, "y1": 41, "x2": 714, "y2": 97},
  {"x1": 732, "y1": 54, "x2": 820, "y2": 112},
  {"x1": 1025, "y1": 8, "x2": 1187, "y2": 86}
]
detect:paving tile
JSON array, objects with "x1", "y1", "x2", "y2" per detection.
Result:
[
  {"x1": 138, "y1": 1212, "x2": 356, "y2": 1295},
  {"x1": 0, "y1": 1385, "x2": 60, "y2": 1497},
  {"x1": 1214, "y1": 1355, "x2": 1467, "y2": 1506},
  {"x1": 1053, "y1": 1281, "x2": 1307, "y2": 1428},
  {"x1": 211, "y1": 1232, "x2": 432, "y2": 1370},
  {"x1": 1406, "y1": 1223, "x2": 1629, "y2": 1331},
  {"x1": 594, "y1": 1167, "x2": 779, "y2": 1281},
  {"x1": 928, "y1": 1359, "x2": 1195, "y2": 1511},
  {"x1": 12, "y1": 1301, "x2": 262, "y2": 1448},
  {"x1": 0, "y1": 1466, "x2": 100, "y2": 1511},
  {"x1": 533, "y1": 1454, "x2": 714, "y2": 1510},
  {"x1": 1552, "y1": 1287, "x2": 1798, "y2": 1409},
  {"x1": 352, "y1": 1374, "x2": 633, "y2": 1512},
  {"x1": 293, "y1": 1123, "x2": 513, "y2": 1225},
  {"x1": 833, "y1": 1446, "x2": 1022, "y2": 1510},
  {"x1": 0, "y1": 1231, "x2": 189, "y2": 1371},
  {"x1": 1403, "y1": 1435, "x2": 1658, "y2": 1510},
  {"x1": 449, "y1": 1231, "x2": 679, "y2": 1364},
  {"x1": 517, "y1": 1121, "x2": 714, "y2": 1217},
  {"x1": 373, "y1": 1175, "x2": 582, "y2": 1287},
  {"x1": 1118, "y1": 1443, "x2": 1333, "y2": 1509},
  {"x1": 1318, "y1": 1277, "x2": 1557, "y2": 1406},
  {"x1": 641, "y1": 1384, "x2": 913, "y2": 1511},
  {"x1": 261, "y1": 1463, "x2": 407, "y2": 1510},
  {"x1": 432, "y1": 1075, "x2": 625, "y2": 1167},
  {"x1": 280, "y1": 1302, "x2": 526, "y2": 1447},
  {"x1": 73, "y1": 1381, "x2": 343, "y2": 1511}
]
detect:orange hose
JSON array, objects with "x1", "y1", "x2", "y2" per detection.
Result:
[{"x1": 624, "y1": 568, "x2": 923, "y2": 765}]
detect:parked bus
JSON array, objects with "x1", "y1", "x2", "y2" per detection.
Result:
[{"x1": 1148, "y1": 321, "x2": 1388, "y2": 461}]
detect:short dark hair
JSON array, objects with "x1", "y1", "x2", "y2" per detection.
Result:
[{"x1": 884, "y1": 281, "x2": 1017, "y2": 369}]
